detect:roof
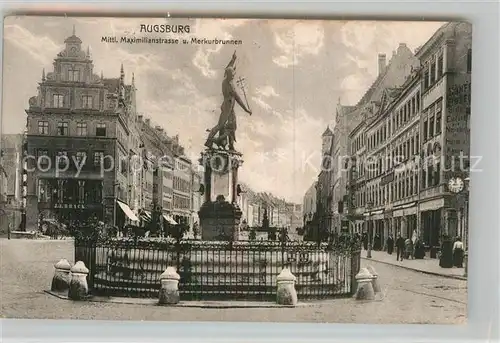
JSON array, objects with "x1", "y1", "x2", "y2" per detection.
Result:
[
  {"x1": 322, "y1": 126, "x2": 333, "y2": 137},
  {"x1": 64, "y1": 34, "x2": 82, "y2": 44},
  {"x1": 415, "y1": 22, "x2": 453, "y2": 59},
  {"x1": 356, "y1": 43, "x2": 414, "y2": 107}
]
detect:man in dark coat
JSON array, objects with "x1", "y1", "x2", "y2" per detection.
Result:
[
  {"x1": 362, "y1": 232, "x2": 368, "y2": 250},
  {"x1": 396, "y1": 234, "x2": 405, "y2": 261},
  {"x1": 386, "y1": 234, "x2": 394, "y2": 255}
]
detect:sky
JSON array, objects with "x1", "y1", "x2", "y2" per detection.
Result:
[{"x1": 2, "y1": 16, "x2": 445, "y2": 203}]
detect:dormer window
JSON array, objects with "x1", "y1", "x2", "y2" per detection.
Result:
[
  {"x1": 82, "y1": 95, "x2": 93, "y2": 109},
  {"x1": 69, "y1": 69, "x2": 80, "y2": 82},
  {"x1": 53, "y1": 94, "x2": 64, "y2": 108}
]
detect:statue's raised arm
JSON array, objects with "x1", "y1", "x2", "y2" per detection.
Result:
[{"x1": 226, "y1": 50, "x2": 237, "y2": 70}]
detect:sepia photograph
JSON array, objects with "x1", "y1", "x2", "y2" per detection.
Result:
[{"x1": 0, "y1": 16, "x2": 471, "y2": 324}]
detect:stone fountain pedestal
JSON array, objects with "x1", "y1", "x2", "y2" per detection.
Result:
[{"x1": 198, "y1": 149, "x2": 243, "y2": 241}]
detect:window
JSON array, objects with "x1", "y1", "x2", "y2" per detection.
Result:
[
  {"x1": 430, "y1": 60, "x2": 436, "y2": 84},
  {"x1": 75, "y1": 151, "x2": 87, "y2": 163},
  {"x1": 437, "y1": 55, "x2": 444, "y2": 77},
  {"x1": 434, "y1": 163, "x2": 441, "y2": 186},
  {"x1": 422, "y1": 169, "x2": 426, "y2": 189},
  {"x1": 429, "y1": 116, "x2": 435, "y2": 137},
  {"x1": 68, "y1": 69, "x2": 80, "y2": 82},
  {"x1": 416, "y1": 92, "x2": 420, "y2": 112},
  {"x1": 82, "y1": 95, "x2": 93, "y2": 109},
  {"x1": 424, "y1": 66, "x2": 430, "y2": 89},
  {"x1": 120, "y1": 159, "x2": 127, "y2": 175},
  {"x1": 467, "y1": 49, "x2": 472, "y2": 73},
  {"x1": 57, "y1": 122, "x2": 69, "y2": 136},
  {"x1": 76, "y1": 122, "x2": 87, "y2": 136},
  {"x1": 423, "y1": 121, "x2": 428, "y2": 141},
  {"x1": 53, "y1": 94, "x2": 64, "y2": 108},
  {"x1": 436, "y1": 110, "x2": 442, "y2": 135},
  {"x1": 427, "y1": 165, "x2": 433, "y2": 186},
  {"x1": 38, "y1": 121, "x2": 49, "y2": 135},
  {"x1": 416, "y1": 133, "x2": 419, "y2": 150},
  {"x1": 37, "y1": 149, "x2": 49, "y2": 167},
  {"x1": 57, "y1": 151, "x2": 68, "y2": 167},
  {"x1": 93, "y1": 151, "x2": 104, "y2": 166},
  {"x1": 96, "y1": 123, "x2": 106, "y2": 137}
]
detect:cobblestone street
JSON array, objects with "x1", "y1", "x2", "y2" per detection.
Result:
[{"x1": 0, "y1": 239, "x2": 466, "y2": 324}]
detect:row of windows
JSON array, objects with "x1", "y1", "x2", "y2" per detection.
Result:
[
  {"x1": 37, "y1": 179, "x2": 103, "y2": 204},
  {"x1": 38, "y1": 120, "x2": 107, "y2": 137},
  {"x1": 173, "y1": 176, "x2": 191, "y2": 193},
  {"x1": 354, "y1": 162, "x2": 442, "y2": 209},
  {"x1": 173, "y1": 194, "x2": 190, "y2": 210},
  {"x1": 351, "y1": 133, "x2": 366, "y2": 154},
  {"x1": 367, "y1": 90, "x2": 421, "y2": 152},
  {"x1": 51, "y1": 94, "x2": 94, "y2": 109},
  {"x1": 363, "y1": 132, "x2": 420, "y2": 180},
  {"x1": 423, "y1": 53, "x2": 444, "y2": 91},
  {"x1": 36, "y1": 149, "x2": 106, "y2": 167}
]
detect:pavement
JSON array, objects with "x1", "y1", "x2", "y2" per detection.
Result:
[
  {"x1": 361, "y1": 250, "x2": 466, "y2": 280},
  {"x1": 0, "y1": 238, "x2": 467, "y2": 324}
]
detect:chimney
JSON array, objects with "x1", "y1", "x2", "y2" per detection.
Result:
[
  {"x1": 145, "y1": 118, "x2": 151, "y2": 126},
  {"x1": 138, "y1": 115, "x2": 143, "y2": 121},
  {"x1": 378, "y1": 53, "x2": 387, "y2": 76}
]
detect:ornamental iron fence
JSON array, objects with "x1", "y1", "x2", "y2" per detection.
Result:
[{"x1": 75, "y1": 238, "x2": 361, "y2": 300}]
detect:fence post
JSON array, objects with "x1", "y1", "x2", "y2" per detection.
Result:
[{"x1": 350, "y1": 250, "x2": 361, "y2": 295}]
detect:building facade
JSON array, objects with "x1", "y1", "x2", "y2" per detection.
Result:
[
  {"x1": 24, "y1": 29, "x2": 143, "y2": 229},
  {"x1": 416, "y1": 22, "x2": 472, "y2": 246},
  {"x1": 0, "y1": 134, "x2": 24, "y2": 232},
  {"x1": 333, "y1": 44, "x2": 420, "y2": 234},
  {"x1": 315, "y1": 127, "x2": 334, "y2": 234},
  {"x1": 346, "y1": 22, "x2": 472, "y2": 252},
  {"x1": 302, "y1": 181, "x2": 317, "y2": 227}
]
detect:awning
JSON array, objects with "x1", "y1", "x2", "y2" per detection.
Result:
[
  {"x1": 162, "y1": 214, "x2": 177, "y2": 225},
  {"x1": 141, "y1": 210, "x2": 152, "y2": 220},
  {"x1": 117, "y1": 201, "x2": 139, "y2": 221}
]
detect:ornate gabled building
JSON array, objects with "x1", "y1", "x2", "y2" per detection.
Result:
[{"x1": 24, "y1": 27, "x2": 141, "y2": 229}]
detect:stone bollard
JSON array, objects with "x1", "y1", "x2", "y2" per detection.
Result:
[
  {"x1": 366, "y1": 265, "x2": 381, "y2": 294},
  {"x1": 354, "y1": 268, "x2": 375, "y2": 301},
  {"x1": 276, "y1": 267, "x2": 298, "y2": 306},
  {"x1": 51, "y1": 259, "x2": 72, "y2": 293},
  {"x1": 68, "y1": 261, "x2": 89, "y2": 301},
  {"x1": 159, "y1": 267, "x2": 181, "y2": 305}
]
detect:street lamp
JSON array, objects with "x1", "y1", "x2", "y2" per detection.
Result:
[{"x1": 366, "y1": 201, "x2": 373, "y2": 258}]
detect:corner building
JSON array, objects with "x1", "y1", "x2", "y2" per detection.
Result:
[
  {"x1": 347, "y1": 22, "x2": 472, "y2": 252},
  {"x1": 416, "y1": 22, "x2": 472, "y2": 246},
  {"x1": 24, "y1": 29, "x2": 142, "y2": 229}
]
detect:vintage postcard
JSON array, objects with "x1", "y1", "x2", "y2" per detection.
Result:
[{"x1": 0, "y1": 16, "x2": 471, "y2": 324}]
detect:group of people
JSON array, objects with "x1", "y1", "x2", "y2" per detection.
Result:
[
  {"x1": 361, "y1": 230, "x2": 466, "y2": 268},
  {"x1": 385, "y1": 233, "x2": 425, "y2": 261}
]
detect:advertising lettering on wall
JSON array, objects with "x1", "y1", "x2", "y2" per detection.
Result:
[{"x1": 445, "y1": 74, "x2": 471, "y2": 178}]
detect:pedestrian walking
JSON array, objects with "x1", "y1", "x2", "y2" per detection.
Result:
[
  {"x1": 396, "y1": 234, "x2": 405, "y2": 261},
  {"x1": 386, "y1": 234, "x2": 394, "y2": 255},
  {"x1": 362, "y1": 232, "x2": 368, "y2": 250},
  {"x1": 453, "y1": 237, "x2": 464, "y2": 268},
  {"x1": 404, "y1": 238, "x2": 413, "y2": 259}
]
